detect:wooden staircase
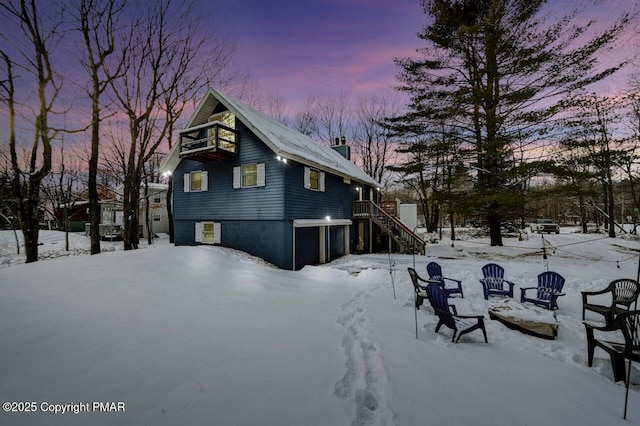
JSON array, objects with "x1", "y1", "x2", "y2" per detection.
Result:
[{"x1": 353, "y1": 201, "x2": 425, "y2": 255}]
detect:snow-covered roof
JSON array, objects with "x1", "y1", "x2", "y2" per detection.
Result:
[
  {"x1": 113, "y1": 183, "x2": 168, "y2": 194},
  {"x1": 293, "y1": 218, "x2": 352, "y2": 227},
  {"x1": 160, "y1": 88, "x2": 380, "y2": 188}
]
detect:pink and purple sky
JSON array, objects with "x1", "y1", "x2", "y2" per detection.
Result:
[
  {"x1": 200, "y1": 0, "x2": 426, "y2": 106},
  {"x1": 199, "y1": 0, "x2": 638, "y2": 109}
]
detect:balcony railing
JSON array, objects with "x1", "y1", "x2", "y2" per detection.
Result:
[{"x1": 179, "y1": 121, "x2": 239, "y2": 161}]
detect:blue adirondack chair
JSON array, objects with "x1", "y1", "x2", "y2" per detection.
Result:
[
  {"x1": 425, "y1": 283, "x2": 487, "y2": 343},
  {"x1": 479, "y1": 263, "x2": 515, "y2": 300},
  {"x1": 520, "y1": 271, "x2": 566, "y2": 310},
  {"x1": 426, "y1": 262, "x2": 464, "y2": 298}
]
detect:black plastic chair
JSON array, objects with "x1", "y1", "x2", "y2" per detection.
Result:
[
  {"x1": 479, "y1": 263, "x2": 515, "y2": 300},
  {"x1": 584, "y1": 318, "x2": 627, "y2": 383},
  {"x1": 582, "y1": 279, "x2": 640, "y2": 325},
  {"x1": 407, "y1": 267, "x2": 432, "y2": 309},
  {"x1": 620, "y1": 310, "x2": 640, "y2": 419},
  {"x1": 425, "y1": 283, "x2": 487, "y2": 343},
  {"x1": 619, "y1": 310, "x2": 640, "y2": 376},
  {"x1": 426, "y1": 261, "x2": 464, "y2": 298},
  {"x1": 520, "y1": 271, "x2": 565, "y2": 310},
  {"x1": 584, "y1": 310, "x2": 640, "y2": 385}
]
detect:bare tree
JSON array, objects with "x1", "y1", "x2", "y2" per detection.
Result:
[
  {"x1": 352, "y1": 92, "x2": 401, "y2": 185},
  {"x1": 74, "y1": 0, "x2": 124, "y2": 255},
  {"x1": 107, "y1": 0, "x2": 237, "y2": 249},
  {"x1": 41, "y1": 141, "x2": 85, "y2": 251},
  {"x1": 294, "y1": 95, "x2": 319, "y2": 137},
  {"x1": 0, "y1": 0, "x2": 63, "y2": 262},
  {"x1": 238, "y1": 85, "x2": 290, "y2": 125},
  {"x1": 315, "y1": 91, "x2": 352, "y2": 146},
  {"x1": 622, "y1": 89, "x2": 640, "y2": 232},
  {"x1": 561, "y1": 95, "x2": 629, "y2": 237}
]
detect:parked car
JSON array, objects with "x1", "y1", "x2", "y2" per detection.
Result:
[{"x1": 530, "y1": 219, "x2": 560, "y2": 234}]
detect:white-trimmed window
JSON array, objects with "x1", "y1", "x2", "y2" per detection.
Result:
[
  {"x1": 304, "y1": 167, "x2": 325, "y2": 192},
  {"x1": 153, "y1": 214, "x2": 161, "y2": 222},
  {"x1": 153, "y1": 193, "x2": 161, "y2": 203},
  {"x1": 233, "y1": 163, "x2": 265, "y2": 188},
  {"x1": 183, "y1": 170, "x2": 208, "y2": 192},
  {"x1": 195, "y1": 221, "x2": 221, "y2": 244}
]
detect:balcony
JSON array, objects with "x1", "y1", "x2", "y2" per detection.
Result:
[{"x1": 179, "y1": 121, "x2": 239, "y2": 162}]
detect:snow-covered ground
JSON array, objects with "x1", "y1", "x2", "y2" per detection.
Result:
[{"x1": 0, "y1": 229, "x2": 639, "y2": 425}]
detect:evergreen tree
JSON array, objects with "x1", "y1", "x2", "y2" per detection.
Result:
[{"x1": 392, "y1": 0, "x2": 628, "y2": 245}]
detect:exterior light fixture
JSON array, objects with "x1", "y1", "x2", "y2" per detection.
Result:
[{"x1": 325, "y1": 216, "x2": 331, "y2": 221}]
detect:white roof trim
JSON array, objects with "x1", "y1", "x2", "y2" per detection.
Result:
[{"x1": 293, "y1": 219, "x2": 352, "y2": 227}]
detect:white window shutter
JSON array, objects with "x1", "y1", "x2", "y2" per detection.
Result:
[
  {"x1": 201, "y1": 171, "x2": 209, "y2": 191},
  {"x1": 304, "y1": 167, "x2": 310, "y2": 189},
  {"x1": 319, "y1": 171, "x2": 325, "y2": 192},
  {"x1": 233, "y1": 166, "x2": 241, "y2": 189},
  {"x1": 213, "y1": 222, "x2": 221, "y2": 244},
  {"x1": 257, "y1": 163, "x2": 266, "y2": 187},
  {"x1": 195, "y1": 222, "x2": 202, "y2": 242},
  {"x1": 184, "y1": 173, "x2": 190, "y2": 192}
]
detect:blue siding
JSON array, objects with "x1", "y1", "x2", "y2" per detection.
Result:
[
  {"x1": 174, "y1": 121, "x2": 285, "y2": 221},
  {"x1": 222, "y1": 220, "x2": 291, "y2": 268},
  {"x1": 175, "y1": 219, "x2": 293, "y2": 269},
  {"x1": 283, "y1": 161, "x2": 363, "y2": 220},
  {"x1": 172, "y1": 117, "x2": 375, "y2": 269}
]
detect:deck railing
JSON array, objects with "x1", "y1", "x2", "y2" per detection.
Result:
[{"x1": 179, "y1": 121, "x2": 238, "y2": 157}]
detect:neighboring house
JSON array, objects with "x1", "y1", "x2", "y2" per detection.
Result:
[
  {"x1": 72, "y1": 199, "x2": 123, "y2": 239},
  {"x1": 56, "y1": 201, "x2": 90, "y2": 232},
  {"x1": 64, "y1": 183, "x2": 169, "y2": 239},
  {"x1": 58, "y1": 200, "x2": 119, "y2": 235},
  {"x1": 113, "y1": 183, "x2": 170, "y2": 238},
  {"x1": 161, "y1": 88, "x2": 424, "y2": 270}
]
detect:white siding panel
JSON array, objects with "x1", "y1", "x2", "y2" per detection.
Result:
[
  {"x1": 304, "y1": 167, "x2": 311, "y2": 189},
  {"x1": 201, "y1": 171, "x2": 209, "y2": 191},
  {"x1": 214, "y1": 222, "x2": 221, "y2": 244},
  {"x1": 233, "y1": 166, "x2": 241, "y2": 189},
  {"x1": 184, "y1": 173, "x2": 190, "y2": 193},
  {"x1": 257, "y1": 163, "x2": 266, "y2": 187},
  {"x1": 195, "y1": 222, "x2": 202, "y2": 242}
]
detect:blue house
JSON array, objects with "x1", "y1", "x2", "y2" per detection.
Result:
[{"x1": 161, "y1": 88, "x2": 424, "y2": 270}]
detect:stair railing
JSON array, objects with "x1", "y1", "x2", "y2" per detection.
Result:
[{"x1": 353, "y1": 200, "x2": 425, "y2": 254}]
